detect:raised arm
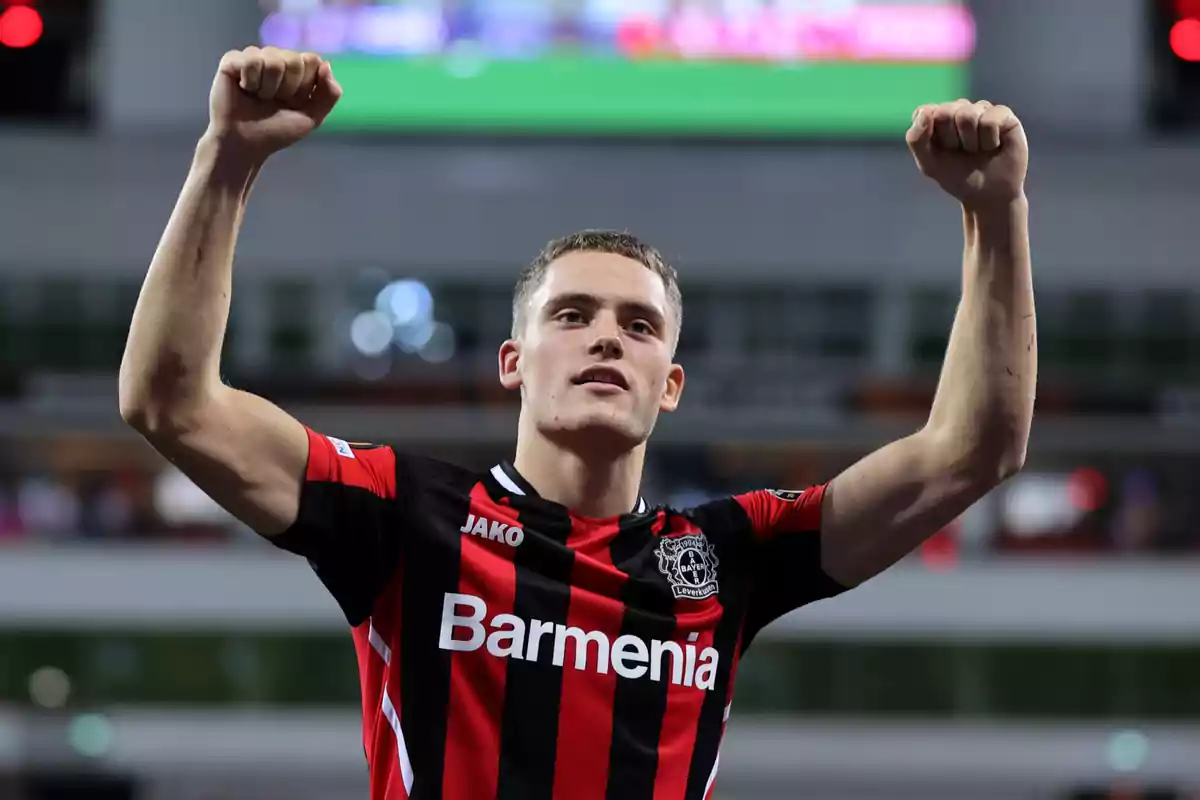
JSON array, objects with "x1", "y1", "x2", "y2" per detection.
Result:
[
  {"x1": 820, "y1": 100, "x2": 1036, "y2": 587},
  {"x1": 119, "y1": 47, "x2": 342, "y2": 536}
]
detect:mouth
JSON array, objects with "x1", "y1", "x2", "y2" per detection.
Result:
[{"x1": 572, "y1": 366, "x2": 630, "y2": 391}]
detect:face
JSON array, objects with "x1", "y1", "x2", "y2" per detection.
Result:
[{"x1": 499, "y1": 252, "x2": 686, "y2": 453}]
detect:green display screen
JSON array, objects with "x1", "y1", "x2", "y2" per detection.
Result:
[{"x1": 259, "y1": 1, "x2": 974, "y2": 137}]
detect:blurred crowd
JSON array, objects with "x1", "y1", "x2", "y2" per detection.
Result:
[{"x1": 1, "y1": 437, "x2": 1197, "y2": 556}]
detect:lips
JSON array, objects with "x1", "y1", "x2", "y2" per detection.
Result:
[{"x1": 573, "y1": 365, "x2": 630, "y2": 390}]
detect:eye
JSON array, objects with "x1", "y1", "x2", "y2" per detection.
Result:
[
  {"x1": 628, "y1": 320, "x2": 656, "y2": 336},
  {"x1": 556, "y1": 309, "x2": 586, "y2": 325}
]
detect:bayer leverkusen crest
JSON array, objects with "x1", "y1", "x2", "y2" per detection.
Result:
[{"x1": 656, "y1": 535, "x2": 720, "y2": 601}]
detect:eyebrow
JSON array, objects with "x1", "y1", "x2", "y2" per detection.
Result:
[{"x1": 544, "y1": 292, "x2": 667, "y2": 329}]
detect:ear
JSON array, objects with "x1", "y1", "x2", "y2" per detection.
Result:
[
  {"x1": 659, "y1": 363, "x2": 686, "y2": 413},
  {"x1": 498, "y1": 339, "x2": 522, "y2": 391}
]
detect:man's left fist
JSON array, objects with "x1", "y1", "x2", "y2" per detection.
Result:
[{"x1": 907, "y1": 99, "x2": 1027, "y2": 208}]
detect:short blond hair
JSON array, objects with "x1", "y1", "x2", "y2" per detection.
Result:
[{"x1": 511, "y1": 230, "x2": 683, "y2": 344}]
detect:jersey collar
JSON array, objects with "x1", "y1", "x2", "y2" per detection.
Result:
[{"x1": 490, "y1": 461, "x2": 648, "y2": 515}]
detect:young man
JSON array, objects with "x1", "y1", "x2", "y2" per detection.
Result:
[{"x1": 119, "y1": 47, "x2": 1036, "y2": 800}]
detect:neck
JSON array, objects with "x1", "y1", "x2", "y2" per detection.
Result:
[{"x1": 512, "y1": 431, "x2": 645, "y2": 518}]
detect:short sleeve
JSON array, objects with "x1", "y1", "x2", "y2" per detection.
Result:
[
  {"x1": 272, "y1": 428, "x2": 404, "y2": 627},
  {"x1": 733, "y1": 484, "x2": 848, "y2": 651}
]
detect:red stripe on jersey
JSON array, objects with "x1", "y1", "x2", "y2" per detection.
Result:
[
  {"x1": 552, "y1": 521, "x2": 627, "y2": 800},
  {"x1": 655, "y1": 515, "x2": 726, "y2": 800},
  {"x1": 733, "y1": 483, "x2": 826, "y2": 541},
  {"x1": 702, "y1": 624, "x2": 745, "y2": 800},
  {"x1": 303, "y1": 427, "x2": 397, "y2": 497},
  {"x1": 352, "y1": 570, "x2": 407, "y2": 800},
  {"x1": 349, "y1": 625, "x2": 390, "y2": 796},
  {"x1": 443, "y1": 484, "x2": 518, "y2": 800},
  {"x1": 652, "y1": 618, "x2": 716, "y2": 800}
]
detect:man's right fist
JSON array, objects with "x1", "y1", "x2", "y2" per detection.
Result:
[{"x1": 208, "y1": 46, "x2": 342, "y2": 159}]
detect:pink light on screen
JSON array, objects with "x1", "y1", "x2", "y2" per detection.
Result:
[
  {"x1": 615, "y1": 16, "x2": 662, "y2": 59},
  {"x1": 670, "y1": 7, "x2": 723, "y2": 59},
  {"x1": 753, "y1": 10, "x2": 807, "y2": 62},
  {"x1": 721, "y1": 8, "x2": 807, "y2": 61},
  {"x1": 848, "y1": 5, "x2": 976, "y2": 61},
  {"x1": 796, "y1": 13, "x2": 855, "y2": 61},
  {"x1": 652, "y1": 4, "x2": 975, "y2": 64}
]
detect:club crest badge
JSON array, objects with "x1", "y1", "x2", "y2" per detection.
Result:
[
  {"x1": 767, "y1": 489, "x2": 805, "y2": 502},
  {"x1": 656, "y1": 534, "x2": 720, "y2": 601}
]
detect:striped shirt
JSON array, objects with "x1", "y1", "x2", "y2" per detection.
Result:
[{"x1": 273, "y1": 428, "x2": 845, "y2": 800}]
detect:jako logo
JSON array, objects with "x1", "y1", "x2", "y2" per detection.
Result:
[
  {"x1": 460, "y1": 513, "x2": 525, "y2": 547},
  {"x1": 438, "y1": 593, "x2": 719, "y2": 691}
]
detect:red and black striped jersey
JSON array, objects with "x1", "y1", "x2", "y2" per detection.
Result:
[{"x1": 273, "y1": 428, "x2": 847, "y2": 800}]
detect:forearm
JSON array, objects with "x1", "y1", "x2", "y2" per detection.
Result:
[
  {"x1": 119, "y1": 135, "x2": 262, "y2": 429},
  {"x1": 924, "y1": 195, "x2": 1036, "y2": 480}
]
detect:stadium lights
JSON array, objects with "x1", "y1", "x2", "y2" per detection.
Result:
[
  {"x1": 1171, "y1": 0, "x2": 1200, "y2": 61},
  {"x1": 1171, "y1": 17, "x2": 1200, "y2": 61},
  {"x1": 1152, "y1": 0, "x2": 1200, "y2": 128},
  {"x1": 0, "y1": 4, "x2": 43, "y2": 49}
]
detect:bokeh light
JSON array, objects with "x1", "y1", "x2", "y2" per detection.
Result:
[
  {"x1": 350, "y1": 310, "x2": 395, "y2": 356},
  {"x1": 1106, "y1": 730, "x2": 1150, "y2": 773},
  {"x1": 28, "y1": 666, "x2": 71, "y2": 709},
  {"x1": 68, "y1": 714, "x2": 115, "y2": 758},
  {"x1": 376, "y1": 280, "x2": 434, "y2": 328},
  {"x1": 0, "y1": 6, "x2": 44, "y2": 49}
]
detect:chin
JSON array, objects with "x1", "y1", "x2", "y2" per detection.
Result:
[{"x1": 541, "y1": 412, "x2": 648, "y2": 454}]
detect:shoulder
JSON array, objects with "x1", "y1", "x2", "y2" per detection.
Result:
[
  {"x1": 670, "y1": 494, "x2": 754, "y2": 534},
  {"x1": 670, "y1": 485, "x2": 827, "y2": 542},
  {"x1": 301, "y1": 428, "x2": 481, "y2": 500}
]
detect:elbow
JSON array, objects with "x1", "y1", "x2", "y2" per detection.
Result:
[
  {"x1": 923, "y1": 425, "x2": 1028, "y2": 492},
  {"x1": 964, "y1": 435, "x2": 1028, "y2": 489},
  {"x1": 118, "y1": 395, "x2": 148, "y2": 431},
  {"x1": 119, "y1": 393, "x2": 208, "y2": 439},
  {"x1": 118, "y1": 352, "x2": 211, "y2": 437},
  {"x1": 118, "y1": 374, "x2": 152, "y2": 431},
  {"x1": 118, "y1": 375, "x2": 210, "y2": 439},
  {"x1": 118, "y1": 369, "x2": 161, "y2": 434},
  {"x1": 118, "y1": 388, "x2": 171, "y2": 436},
  {"x1": 991, "y1": 444, "x2": 1026, "y2": 483}
]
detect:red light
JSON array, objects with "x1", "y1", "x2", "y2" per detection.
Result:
[
  {"x1": 919, "y1": 525, "x2": 959, "y2": 572},
  {"x1": 616, "y1": 17, "x2": 662, "y2": 58},
  {"x1": 1171, "y1": 18, "x2": 1200, "y2": 61},
  {"x1": 0, "y1": 6, "x2": 43, "y2": 49},
  {"x1": 1067, "y1": 467, "x2": 1107, "y2": 513}
]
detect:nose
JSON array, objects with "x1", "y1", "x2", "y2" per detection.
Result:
[
  {"x1": 588, "y1": 318, "x2": 624, "y2": 360},
  {"x1": 589, "y1": 334, "x2": 623, "y2": 360}
]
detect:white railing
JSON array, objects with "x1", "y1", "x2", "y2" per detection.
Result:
[{"x1": 0, "y1": 546, "x2": 1197, "y2": 640}]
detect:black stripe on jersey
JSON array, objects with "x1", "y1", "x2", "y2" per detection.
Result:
[
  {"x1": 683, "y1": 498, "x2": 770, "y2": 800},
  {"x1": 398, "y1": 470, "x2": 472, "y2": 800},
  {"x1": 684, "y1": 591, "x2": 747, "y2": 799},
  {"x1": 741, "y1": 529, "x2": 845, "y2": 654},
  {"x1": 275, "y1": 481, "x2": 401, "y2": 627},
  {"x1": 495, "y1": 500, "x2": 576, "y2": 800},
  {"x1": 605, "y1": 511, "x2": 675, "y2": 800}
]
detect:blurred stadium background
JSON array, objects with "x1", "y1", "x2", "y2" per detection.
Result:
[{"x1": 2, "y1": 0, "x2": 1200, "y2": 798}]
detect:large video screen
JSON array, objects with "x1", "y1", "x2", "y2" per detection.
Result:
[{"x1": 259, "y1": 0, "x2": 974, "y2": 136}]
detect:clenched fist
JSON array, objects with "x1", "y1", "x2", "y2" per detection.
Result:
[
  {"x1": 208, "y1": 46, "x2": 343, "y2": 160},
  {"x1": 907, "y1": 100, "x2": 1027, "y2": 208}
]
